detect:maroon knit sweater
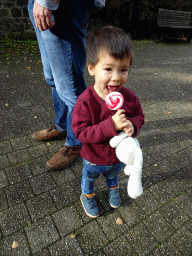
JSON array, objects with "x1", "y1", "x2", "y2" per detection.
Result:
[{"x1": 72, "y1": 85, "x2": 145, "y2": 165}]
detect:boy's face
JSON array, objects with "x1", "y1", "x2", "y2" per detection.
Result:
[{"x1": 88, "y1": 50, "x2": 131, "y2": 101}]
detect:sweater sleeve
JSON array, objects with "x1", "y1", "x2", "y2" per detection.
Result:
[
  {"x1": 36, "y1": 0, "x2": 60, "y2": 10},
  {"x1": 72, "y1": 101, "x2": 118, "y2": 144}
]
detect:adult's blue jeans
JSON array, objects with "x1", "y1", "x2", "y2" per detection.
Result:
[
  {"x1": 81, "y1": 158, "x2": 124, "y2": 195},
  {"x1": 28, "y1": 0, "x2": 94, "y2": 146}
]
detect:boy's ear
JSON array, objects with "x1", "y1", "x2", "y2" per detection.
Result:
[{"x1": 87, "y1": 63, "x2": 95, "y2": 77}]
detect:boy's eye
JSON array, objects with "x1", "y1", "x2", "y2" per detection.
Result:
[
  {"x1": 122, "y1": 69, "x2": 128, "y2": 72},
  {"x1": 105, "y1": 68, "x2": 112, "y2": 71}
]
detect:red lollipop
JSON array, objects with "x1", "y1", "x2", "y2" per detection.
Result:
[{"x1": 105, "y1": 92, "x2": 124, "y2": 110}]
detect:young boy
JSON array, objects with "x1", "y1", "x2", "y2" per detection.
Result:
[{"x1": 72, "y1": 26, "x2": 144, "y2": 218}]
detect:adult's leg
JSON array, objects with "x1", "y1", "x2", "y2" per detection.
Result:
[{"x1": 28, "y1": 0, "x2": 67, "y2": 133}]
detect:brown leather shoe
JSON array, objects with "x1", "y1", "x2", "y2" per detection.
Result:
[
  {"x1": 32, "y1": 125, "x2": 67, "y2": 141},
  {"x1": 46, "y1": 145, "x2": 81, "y2": 171}
]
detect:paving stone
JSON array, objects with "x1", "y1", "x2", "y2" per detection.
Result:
[
  {"x1": 167, "y1": 149, "x2": 191, "y2": 169},
  {"x1": 163, "y1": 175, "x2": 188, "y2": 197},
  {"x1": 5, "y1": 163, "x2": 33, "y2": 185},
  {"x1": 159, "y1": 201, "x2": 189, "y2": 229},
  {"x1": 50, "y1": 167, "x2": 76, "y2": 186},
  {"x1": 28, "y1": 144, "x2": 49, "y2": 159},
  {"x1": 125, "y1": 222, "x2": 158, "y2": 255},
  {"x1": 0, "y1": 230, "x2": 30, "y2": 256},
  {"x1": 153, "y1": 158, "x2": 178, "y2": 175},
  {"x1": 26, "y1": 192, "x2": 57, "y2": 221},
  {"x1": 49, "y1": 235, "x2": 84, "y2": 256},
  {"x1": 175, "y1": 165, "x2": 192, "y2": 188},
  {"x1": 151, "y1": 240, "x2": 183, "y2": 256},
  {"x1": 76, "y1": 221, "x2": 108, "y2": 254},
  {"x1": 11, "y1": 122, "x2": 32, "y2": 137},
  {"x1": 118, "y1": 179, "x2": 130, "y2": 203},
  {"x1": 171, "y1": 226, "x2": 192, "y2": 256},
  {"x1": 84, "y1": 249, "x2": 106, "y2": 256},
  {"x1": 144, "y1": 146, "x2": 168, "y2": 162},
  {"x1": 0, "y1": 154, "x2": 10, "y2": 169},
  {"x1": 135, "y1": 189, "x2": 162, "y2": 215},
  {"x1": 97, "y1": 211, "x2": 128, "y2": 241},
  {"x1": 25, "y1": 216, "x2": 60, "y2": 254},
  {"x1": 141, "y1": 169, "x2": 154, "y2": 190},
  {"x1": 103, "y1": 234, "x2": 137, "y2": 256},
  {"x1": 50, "y1": 183, "x2": 78, "y2": 210},
  {"x1": 118, "y1": 200, "x2": 146, "y2": 227},
  {"x1": 0, "y1": 170, "x2": 9, "y2": 188},
  {"x1": 0, "y1": 189, "x2": 8, "y2": 211},
  {"x1": 5, "y1": 180, "x2": 34, "y2": 207},
  {"x1": 143, "y1": 211, "x2": 175, "y2": 243},
  {"x1": 33, "y1": 248, "x2": 50, "y2": 256},
  {"x1": 70, "y1": 178, "x2": 81, "y2": 195},
  {"x1": 0, "y1": 140, "x2": 13, "y2": 154},
  {"x1": 0, "y1": 203, "x2": 31, "y2": 236},
  {"x1": 52, "y1": 205, "x2": 83, "y2": 237},
  {"x1": 10, "y1": 136, "x2": 32, "y2": 150},
  {"x1": 185, "y1": 219, "x2": 192, "y2": 232},
  {"x1": 70, "y1": 157, "x2": 83, "y2": 179},
  {"x1": 175, "y1": 193, "x2": 192, "y2": 218},
  {"x1": 157, "y1": 141, "x2": 182, "y2": 156},
  {"x1": 94, "y1": 174, "x2": 107, "y2": 190},
  {"x1": 143, "y1": 151, "x2": 157, "y2": 168},
  {"x1": 149, "y1": 181, "x2": 174, "y2": 204},
  {"x1": 45, "y1": 140, "x2": 64, "y2": 155},
  {"x1": 74, "y1": 200, "x2": 93, "y2": 224},
  {"x1": 96, "y1": 189, "x2": 112, "y2": 212},
  {"x1": 142, "y1": 165, "x2": 168, "y2": 184},
  {"x1": 7, "y1": 149, "x2": 31, "y2": 166},
  {"x1": 28, "y1": 156, "x2": 49, "y2": 175},
  {"x1": 29, "y1": 172, "x2": 56, "y2": 195}
]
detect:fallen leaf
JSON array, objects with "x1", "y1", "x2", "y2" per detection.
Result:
[
  {"x1": 71, "y1": 234, "x2": 76, "y2": 238},
  {"x1": 167, "y1": 112, "x2": 173, "y2": 114},
  {"x1": 116, "y1": 217, "x2": 123, "y2": 225},
  {"x1": 12, "y1": 241, "x2": 19, "y2": 248},
  {"x1": 34, "y1": 116, "x2": 37, "y2": 119}
]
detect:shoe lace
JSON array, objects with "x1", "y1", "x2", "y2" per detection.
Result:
[
  {"x1": 60, "y1": 145, "x2": 81, "y2": 156},
  {"x1": 47, "y1": 124, "x2": 56, "y2": 132}
]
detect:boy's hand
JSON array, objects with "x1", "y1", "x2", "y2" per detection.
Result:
[
  {"x1": 112, "y1": 109, "x2": 128, "y2": 131},
  {"x1": 123, "y1": 120, "x2": 134, "y2": 137}
]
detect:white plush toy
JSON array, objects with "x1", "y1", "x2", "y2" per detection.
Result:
[
  {"x1": 110, "y1": 131, "x2": 143, "y2": 199},
  {"x1": 105, "y1": 92, "x2": 143, "y2": 199}
]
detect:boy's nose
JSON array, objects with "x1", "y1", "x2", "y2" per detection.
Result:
[{"x1": 112, "y1": 72, "x2": 121, "y2": 82}]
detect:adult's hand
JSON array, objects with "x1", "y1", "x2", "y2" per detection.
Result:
[{"x1": 33, "y1": 1, "x2": 55, "y2": 31}]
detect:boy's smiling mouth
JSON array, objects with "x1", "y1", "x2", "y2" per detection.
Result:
[{"x1": 107, "y1": 85, "x2": 119, "y2": 93}]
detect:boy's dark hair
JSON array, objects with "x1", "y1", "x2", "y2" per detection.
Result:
[{"x1": 86, "y1": 26, "x2": 134, "y2": 65}]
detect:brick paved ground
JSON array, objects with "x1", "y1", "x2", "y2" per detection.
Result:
[{"x1": 0, "y1": 40, "x2": 192, "y2": 255}]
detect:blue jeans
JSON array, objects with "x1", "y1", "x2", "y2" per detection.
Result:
[
  {"x1": 81, "y1": 158, "x2": 124, "y2": 195},
  {"x1": 28, "y1": 0, "x2": 93, "y2": 146}
]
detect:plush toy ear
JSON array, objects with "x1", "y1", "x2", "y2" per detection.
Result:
[{"x1": 110, "y1": 132, "x2": 128, "y2": 148}]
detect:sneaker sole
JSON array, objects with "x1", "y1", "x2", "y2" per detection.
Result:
[
  {"x1": 80, "y1": 196, "x2": 99, "y2": 218},
  {"x1": 109, "y1": 202, "x2": 120, "y2": 208}
]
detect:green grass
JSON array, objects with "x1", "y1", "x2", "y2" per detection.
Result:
[{"x1": 0, "y1": 38, "x2": 39, "y2": 58}]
